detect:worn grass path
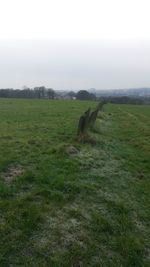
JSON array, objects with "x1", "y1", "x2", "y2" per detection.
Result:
[{"x1": 0, "y1": 99, "x2": 150, "y2": 266}]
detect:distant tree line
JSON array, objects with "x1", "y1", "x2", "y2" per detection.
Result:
[
  {"x1": 0, "y1": 88, "x2": 96, "y2": 101},
  {"x1": 0, "y1": 87, "x2": 55, "y2": 99},
  {"x1": 0, "y1": 88, "x2": 149, "y2": 104},
  {"x1": 99, "y1": 96, "x2": 150, "y2": 105}
]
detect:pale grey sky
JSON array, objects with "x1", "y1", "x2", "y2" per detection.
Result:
[
  {"x1": 0, "y1": 0, "x2": 150, "y2": 90},
  {"x1": 0, "y1": 39, "x2": 150, "y2": 90}
]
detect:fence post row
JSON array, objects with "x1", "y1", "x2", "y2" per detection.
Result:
[{"x1": 77, "y1": 102, "x2": 105, "y2": 137}]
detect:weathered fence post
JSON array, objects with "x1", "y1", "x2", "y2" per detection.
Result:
[
  {"x1": 77, "y1": 108, "x2": 91, "y2": 138},
  {"x1": 88, "y1": 108, "x2": 99, "y2": 127},
  {"x1": 97, "y1": 101, "x2": 105, "y2": 111},
  {"x1": 77, "y1": 102, "x2": 106, "y2": 141}
]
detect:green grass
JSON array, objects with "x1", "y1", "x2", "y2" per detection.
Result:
[{"x1": 0, "y1": 98, "x2": 150, "y2": 266}]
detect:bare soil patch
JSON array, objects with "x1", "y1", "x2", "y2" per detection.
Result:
[
  {"x1": 2, "y1": 165, "x2": 24, "y2": 183},
  {"x1": 66, "y1": 145, "x2": 79, "y2": 155}
]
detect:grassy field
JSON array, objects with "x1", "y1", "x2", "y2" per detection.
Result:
[{"x1": 0, "y1": 98, "x2": 150, "y2": 267}]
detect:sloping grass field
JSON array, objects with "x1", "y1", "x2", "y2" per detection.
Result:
[{"x1": 0, "y1": 98, "x2": 150, "y2": 266}]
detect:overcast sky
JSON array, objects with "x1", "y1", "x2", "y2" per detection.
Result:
[{"x1": 0, "y1": 0, "x2": 150, "y2": 90}]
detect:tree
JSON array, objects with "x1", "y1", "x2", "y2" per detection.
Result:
[
  {"x1": 34, "y1": 86, "x2": 46, "y2": 98},
  {"x1": 67, "y1": 91, "x2": 76, "y2": 98},
  {"x1": 47, "y1": 88, "x2": 55, "y2": 99},
  {"x1": 76, "y1": 90, "x2": 96, "y2": 100}
]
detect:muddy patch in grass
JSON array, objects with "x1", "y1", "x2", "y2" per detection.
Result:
[{"x1": 2, "y1": 165, "x2": 24, "y2": 183}]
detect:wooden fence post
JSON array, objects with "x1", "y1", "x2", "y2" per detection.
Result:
[
  {"x1": 77, "y1": 102, "x2": 106, "y2": 140},
  {"x1": 77, "y1": 108, "x2": 91, "y2": 137}
]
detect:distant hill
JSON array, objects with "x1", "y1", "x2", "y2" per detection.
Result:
[{"x1": 88, "y1": 88, "x2": 150, "y2": 97}]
